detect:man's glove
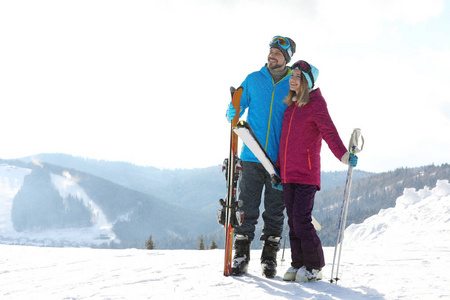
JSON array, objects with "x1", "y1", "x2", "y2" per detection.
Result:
[{"x1": 226, "y1": 103, "x2": 236, "y2": 123}]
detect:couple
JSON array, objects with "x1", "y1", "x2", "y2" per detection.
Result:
[{"x1": 225, "y1": 35, "x2": 358, "y2": 282}]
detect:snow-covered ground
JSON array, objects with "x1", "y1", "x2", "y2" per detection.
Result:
[{"x1": 1, "y1": 180, "x2": 449, "y2": 299}]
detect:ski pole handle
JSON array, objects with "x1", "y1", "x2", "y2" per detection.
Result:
[{"x1": 348, "y1": 128, "x2": 364, "y2": 154}]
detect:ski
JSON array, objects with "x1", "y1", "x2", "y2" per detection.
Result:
[
  {"x1": 217, "y1": 86, "x2": 244, "y2": 276},
  {"x1": 233, "y1": 120, "x2": 322, "y2": 232},
  {"x1": 234, "y1": 120, "x2": 281, "y2": 184}
]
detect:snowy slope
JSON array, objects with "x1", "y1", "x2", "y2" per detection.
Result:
[
  {"x1": 345, "y1": 179, "x2": 450, "y2": 249},
  {"x1": 0, "y1": 164, "x2": 116, "y2": 246},
  {"x1": 0, "y1": 180, "x2": 449, "y2": 299},
  {"x1": 0, "y1": 164, "x2": 31, "y2": 233}
]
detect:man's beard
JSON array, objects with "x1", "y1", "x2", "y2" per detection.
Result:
[{"x1": 268, "y1": 61, "x2": 284, "y2": 71}]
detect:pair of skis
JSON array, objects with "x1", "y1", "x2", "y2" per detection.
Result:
[{"x1": 217, "y1": 86, "x2": 244, "y2": 276}]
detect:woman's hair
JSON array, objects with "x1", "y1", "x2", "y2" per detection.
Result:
[{"x1": 283, "y1": 71, "x2": 310, "y2": 107}]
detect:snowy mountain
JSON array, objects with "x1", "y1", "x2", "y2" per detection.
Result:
[
  {"x1": 0, "y1": 161, "x2": 214, "y2": 248},
  {"x1": 1, "y1": 180, "x2": 448, "y2": 299},
  {"x1": 0, "y1": 163, "x2": 116, "y2": 247}
]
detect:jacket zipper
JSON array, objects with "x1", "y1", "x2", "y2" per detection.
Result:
[
  {"x1": 307, "y1": 149, "x2": 312, "y2": 171},
  {"x1": 265, "y1": 70, "x2": 292, "y2": 151},
  {"x1": 265, "y1": 88, "x2": 275, "y2": 151}
]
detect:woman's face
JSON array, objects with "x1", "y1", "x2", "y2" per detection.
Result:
[{"x1": 289, "y1": 69, "x2": 302, "y2": 94}]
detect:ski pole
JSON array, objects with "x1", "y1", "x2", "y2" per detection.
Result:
[
  {"x1": 330, "y1": 128, "x2": 362, "y2": 284},
  {"x1": 330, "y1": 164, "x2": 354, "y2": 284},
  {"x1": 280, "y1": 222, "x2": 289, "y2": 265}
]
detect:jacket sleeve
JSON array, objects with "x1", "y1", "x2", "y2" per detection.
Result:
[
  {"x1": 313, "y1": 98, "x2": 348, "y2": 160},
  {"x1": 237, "y1": 75, "x2": 251, "y2": 117}
]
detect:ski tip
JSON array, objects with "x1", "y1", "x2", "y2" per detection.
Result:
[{"x1": 235, "y1": 120, "x2": 248, "y2": 129}]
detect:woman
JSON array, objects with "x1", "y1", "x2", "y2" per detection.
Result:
[{"x1": 277, "y1": 60, "x2": 357, "y2": 282}]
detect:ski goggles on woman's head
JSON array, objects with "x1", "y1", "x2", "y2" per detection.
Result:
[
  {"x1": 291, "y1": 60, "x2": 315, "y2": 88},
  {"x1": 291, "y1": 60, "x2": 311, "y2": 72},
  {"x1": 270, "y1": 36, "x2": 291, "y2": 50}
]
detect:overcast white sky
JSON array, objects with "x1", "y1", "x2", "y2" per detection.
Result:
[{"x1": 1, "y1": 0, "x2": 449, "y2": 173}]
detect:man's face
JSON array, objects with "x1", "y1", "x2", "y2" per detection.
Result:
[{"x1": 267, "y1": 47, "x2": 286, "y2": 71}]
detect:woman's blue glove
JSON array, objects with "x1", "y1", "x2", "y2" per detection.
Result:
[
  {"x1": 226, "y1": 103, "x2": 236, "y2": 122},
  {"x1": 349, "y1": 153, "x2": 358, "y2": 167},
  {"x1": 341, "y1": 152, "x2": 358, "y2": 167}
]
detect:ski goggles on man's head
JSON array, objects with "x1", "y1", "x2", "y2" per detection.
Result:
[
  {"x1": 270, "y1": 36, "x2": 293, "y2": 59},
  {"x1": 270, "y1": 36, "x2": 290, "y2": 50},
  {"x1": 291, "y1": 60, "x2": 315, "y2": 88}
]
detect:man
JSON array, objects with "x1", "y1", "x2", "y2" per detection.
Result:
[{"x1": 226, "y1": 36, "x2": 296, "y2": 278}]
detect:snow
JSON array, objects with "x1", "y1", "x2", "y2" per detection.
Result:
[
  {"x1": 1, "y1": 180, "x2": 449, "y2": 299},
  {"x1": 0, "y1": 164, "x2": 31, "y2": 233}
]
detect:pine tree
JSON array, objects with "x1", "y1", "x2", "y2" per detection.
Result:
[
  {"x1": 198, "y1": 235, "x2": 205, "y2": 250},
  {"x1": 145, "y1": 235, "x2": 156, "y2": 250},
  {"x1": 210, "y1": 240, "x2": 218, "y2": 250}
]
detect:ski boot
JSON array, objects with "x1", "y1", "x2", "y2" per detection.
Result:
[
  {"x1": 283, "y1": 266, "x2": 299, "y2": 281},
  {"x1": 231, "y1": 234, "x2": 251, "y2": 276},
  {"x1": 296, "y1": 266, "x2": 323, "y2": 282},
  {"x1": 260, "y1": 235, "x2": 281, "y2": 278}
]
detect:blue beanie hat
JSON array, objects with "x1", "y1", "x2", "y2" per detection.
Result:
[
  {"x1": 303, "y1": 64, "x2": 319, "y2": 89},
  {"x1": 291, "y1": 60, "x2": 319, "y2": 89}
]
